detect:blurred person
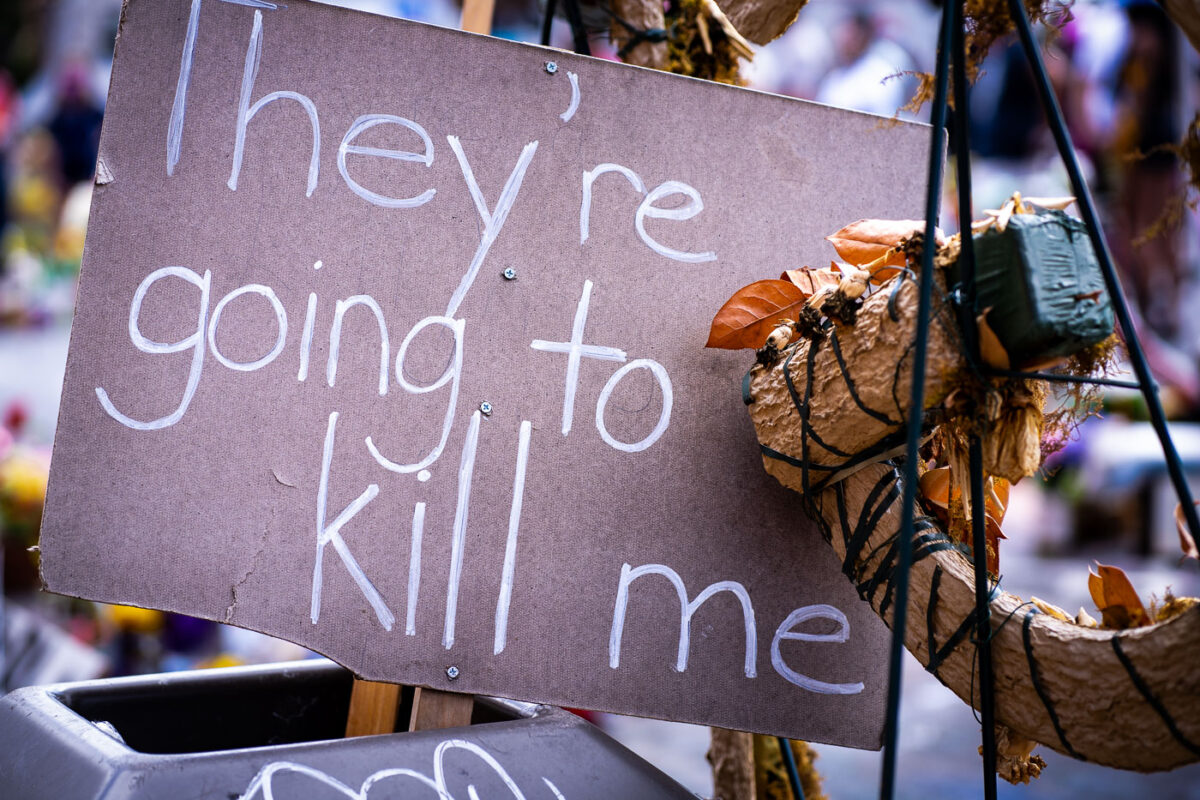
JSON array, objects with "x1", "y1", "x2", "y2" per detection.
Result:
[
  {"x1": 746, "y1": 14, "x2": 834, "y2": 99},
  {"x1": 969, "y1": 41, "x2": 1046, "y2": 160},
  {"x1": 1107, "y1": 0, "x2": 1184, "y2": 341},
  {"x1": 815, "y1": 9, "x2": 916, "y2": 118},
  {"x1": 0, "y1": 71, "x2": 16, "y2": 239},
  {"x1": 46, "y1": 61, "x2": 102, "y2": 187}
]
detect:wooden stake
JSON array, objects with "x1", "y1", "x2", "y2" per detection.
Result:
[
  {"x1": 460, "y1": 0, "x2": 495, "y2": 35},
  {"x1": 344, "y1": 679, "x2": 403, "y2": 737},
  {"x1": 708, "y1": 727, "x2": 755, "y2": 800},
  {"x1": 409, "y1": 687, "x2": 475, "y2": 731}
]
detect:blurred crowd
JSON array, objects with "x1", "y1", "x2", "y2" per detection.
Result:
[{"x1": 0, "y1": 0, "x2": 1198, "y2": 688}]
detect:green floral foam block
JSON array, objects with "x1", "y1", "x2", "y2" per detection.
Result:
[{"x1": 966, "y1": 209, "x2": 1113, "y2": 368}]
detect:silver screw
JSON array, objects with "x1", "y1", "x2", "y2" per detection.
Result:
[
  {"x1": 545, "y1": 61, "x2": 558, "y2": 74},
  {"x1": 479, "y1": 402, "x2": 493, "y2": 417},
  {"x1": 502, "y1": 267, "x2": 517, "y2": 281},
  {"x1": 446, "y1": 665, "x2": 460, "y2": 680}
]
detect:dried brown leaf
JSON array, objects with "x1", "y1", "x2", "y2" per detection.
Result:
[
  {"x1": 1088, "y1": 562, "x2": 1150, "y2": 629},
  {"x1": 919, "y1": 466, "x2": 951, "y2": 511},
  {"x1": 1174, "y1": 502, "x2": 1200, "y2": 560},
  {"x1": 826, "y1": 219, "x2": 945, "y2": 268},
  {"x1": 977, "y1": 309, "x2": 1011, "y2": 370},
  {"x1": 706, "y1": 279, "x2": 806, "y2": 350},
  {"x1": 780, "y1": 267, "x2": 841, "y2": 299}
]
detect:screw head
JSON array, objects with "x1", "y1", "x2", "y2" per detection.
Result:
[
  {"x1": 479, "y1": 401, "x2": 493, "y2": 417},
  {"x1": 545, "y1": 61, "x2": 558, "y2": 74},
  {"x1": 502, "y1": 267, "x2": 517, "y2": 281},
  {"x1": 446, "y1": 665, "x2": 460, "y2": 680}
]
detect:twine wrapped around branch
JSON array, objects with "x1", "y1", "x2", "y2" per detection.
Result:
[
  {"x1": 743, "y1": 269, "x2": 1200, "y2": 772},
  {"x1": 748, "y1": 274, "x2": 962, "y2": 494}
]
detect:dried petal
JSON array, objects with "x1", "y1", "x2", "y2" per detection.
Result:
[
  {"x1": 1175, "y1": 502, "x2": 1200, "y2": 560},
  {"x1": 996, "y1": 199, "x2": 1016, "y2": 232},
  {"x1": 1031, "y1": 596, "x2": 1072, "y2": 622},
  {"x1": 766, "y1": 324, "x2": 792, "y2": 350},
  {"x1": 1023, "y1": 196, "x2": 1075, "y2": 211},
  {"x1": 838, "y1": 266, "x2": 870, "y2": 300}
]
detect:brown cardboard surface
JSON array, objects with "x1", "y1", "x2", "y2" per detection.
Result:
[{"x1": 41, "y1": 0, "x2": 933, "y2": 749}]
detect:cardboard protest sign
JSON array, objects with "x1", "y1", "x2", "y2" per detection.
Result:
[{"x1": 41, "y1": 0, "x2": 932, "y2": 748}]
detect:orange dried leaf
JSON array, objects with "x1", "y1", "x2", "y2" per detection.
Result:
[
  {"x1": 919, "y1": 467, "x2": 951, "y2": 510},
  {"x1": 977, "y1": 309, "x2": 1011, "y2": 370},
  {"x1": 826, "y1": 219, "x2": 945, "y2": 268},
  {"x1": 780, "y1": 267, "x2": 842, "y2": 299},
  {"x1": 1088, "y1": 563, "x2": 1150, "y2": 629},
  {"x1": 1175, "y1": 502, "x2": 1200, "y2": 560},
  {"x1": 826, "y1": 237, "x2": 902, "y2": 269},
  {"x1": 706, "y1": 279, "x2": 806, "y2": 350}
]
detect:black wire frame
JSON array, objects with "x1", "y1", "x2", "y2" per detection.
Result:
[
  {"x1": 540, "y1": 0, "x2": 591, "y2": 56},
  {"x1": 879, "y1": 2, "x2": 1200, "y2": 799}
]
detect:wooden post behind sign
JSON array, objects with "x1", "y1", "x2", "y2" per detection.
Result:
[
  {"x1": 460, "y1": 0, "x2": 496, "y2": 35},
  {"x1": 409, "y1": 687, "x2": 475, "y2": 731},
  {"x1": 342, "y1": 0, "x2": 494, "y2": 738},
  {"x1": 344, "y1": 680, "x2": 403, "y2": 737}
]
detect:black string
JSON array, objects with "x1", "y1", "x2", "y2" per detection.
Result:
[
  {"x1": 985, "y1": 367, "x2": 1140, "y2": 390},
  {"x1": 1021, "y1": 609, "x2": 1082, "y2": 759},
  {"x1": 607, "y1": 9, "x2": 670, "y2": 60},
  {"x1": 829, "y1": 328, "x2": 899, "y2": 425},
  {"x1": 1110, "y1": 636, "x2": 1200, "y2": 756},
  {"x1": 742, "y1": 368, "x2": 755, "y2": 405}
]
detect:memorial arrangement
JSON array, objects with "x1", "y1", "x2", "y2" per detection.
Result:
[{"x1": 708, "y1": 198, "x2": 1200, "y2": 781}]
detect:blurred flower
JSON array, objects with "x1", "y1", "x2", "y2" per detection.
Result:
[
  {"x1": 105, "y1": 604, "x2": 166, "y2": 634},
  {"x1": 4, "y1": 399, "x2": 30, "y2": 436},
  {"x1": 0, "y1": 446, "x2": 49, "y2": 509},
  {"x1": 198, "y1": 653, "x2": 245, "y2": 670}
]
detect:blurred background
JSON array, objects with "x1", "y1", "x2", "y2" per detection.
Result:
[{"x1": 0, "y1": 0, "x2": 1198, "y2": 797}]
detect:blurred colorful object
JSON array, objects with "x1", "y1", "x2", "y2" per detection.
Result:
[{"x1": 0, "y1": 442, "x2": 49, "y2": 542}]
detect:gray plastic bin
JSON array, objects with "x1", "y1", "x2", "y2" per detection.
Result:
[{"x1": 0, "y1": 659, "x2": 698, "y2": 799}]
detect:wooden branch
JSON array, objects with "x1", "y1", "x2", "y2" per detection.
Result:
[
  {"x1": 409, "y1": 687, "x2": 474, "y2": 731},
  {"x1": 748, "y1": 276, "x2": 962, "y2": 493},
  {"x1": 746, "y1": 273, "x2": 1200, "y2": 772},
  {"x1": 344, "y1": 678, "x2": 403, "y2": 737},
  {"x1": 611, "y1": 0, "x2": 668, "y2": 68},
  {"x1": 708, "y1": 727, "x2": 755, "y2": 800}
]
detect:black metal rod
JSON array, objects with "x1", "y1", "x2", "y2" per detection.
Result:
[
  {"x1": 778, "y1": 737, "x2": 806, "y2": 800},
  {"x1": 985, "y1": 367, "x2": 1141, "y2": 390},
  {"x1": 969, "y1": 436, "x2": 998, "y2": 799},
  {"x1": 952, "y1": 2, "x2": 998, "y2": 795},
  {"x1": 561, "y1": 0, "x2": 591, "y2": 56},
  {"x1": 879, "y1": 4, "x2": 954, "y2": 799},
  {"x1": 1007, "y1": 0, "x2": 1200, "y2": 542},
  {"x1": 951, "y1": 0, "x2": 979, "y2": 360},
  {"x1": 540, "y1": 0, "x2": 558, "y2": 46}
]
